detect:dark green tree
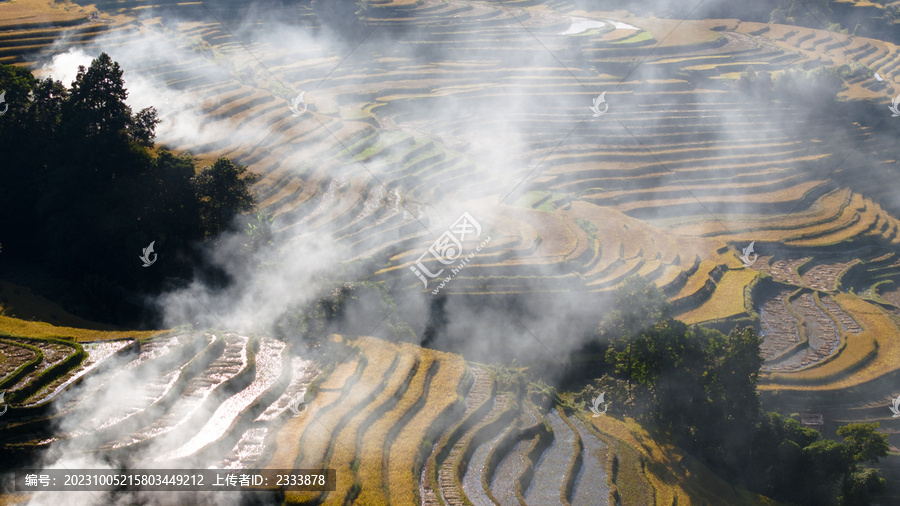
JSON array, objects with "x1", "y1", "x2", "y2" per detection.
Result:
[
  {"x1": 0, "y1": 56, "x2": 258, "y2": 325},
  {"x1": 0, "y1": 67, "x2": 48, "y2": 251},
  {"x1": 586, "y1": 276, "x2": 891, "y2": 504},
  {"x1": 800, "y1": 439, "x2": 853, "y2": 505},
  {"x1": 150, "y1": 150, "x2": 201, "y2": 238},
  {"x1": 709, "y1": 325, "x2": 763, "y2": 461},
  {"x1": 746, "y1": 413, "x2": 819, "y2": 496},
  {"x1": 193, "y1": 157, "x2": 260, "y2": 238},
  {"x1": 244, "y1": 210, "x2": 275, "y2": 252},
  {"x1": 838, "y1": 423, "x2": 890, "y2": 465},
  {"x1": 843, "y1": 468, "x2": 887, "y2": 506},
  {"x1": 598, "y1": 274, "x2": 671, "y2": 339},
  {"x1": 597, "y1": 278, "x2": 765, "y2": 467},
  {"x1": 63, "y1": 53, "x2": 133, "y2": 141},
  {"x1": 741, "y1": 406, "x2": 889, "y2": 505},
  {"x1": 130, "y1": 107, "x2": 160, "y2": 147}
]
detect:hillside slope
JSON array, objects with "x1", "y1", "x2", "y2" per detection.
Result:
[{"x1": 0, "y1": 309, "x2": 777, "y2": 505}]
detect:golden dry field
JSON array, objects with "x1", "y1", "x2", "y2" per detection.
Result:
[{"x1": 2, "y1": 0, "x2": 900, "y2": 502}]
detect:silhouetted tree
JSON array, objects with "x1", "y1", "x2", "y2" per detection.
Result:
[
  {"x1": 193, "y1": 157, "x2": 260, "y2": 238},
  {"x1": 63, "y1": 53, "x2": 133, "y2": 143},
  {"x1": 0, "y1": 55, "x2": 260, "y2": 325},
  {"x1": 0, "y1": 66, "x2": 46, "y2": 251}
]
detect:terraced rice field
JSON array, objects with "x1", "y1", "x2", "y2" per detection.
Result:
[
  {"x1": 3, "y1": 291, "x2": 847, "y2": 506},
  {"x1": 4, "y1": 0, "x2": 900, "y2": 501},
  {"x1": 758, "y1": 288, "x2": 801, "y2": 365},
  {"x1": 461, "y1": 426, "x2": 506, "y2": 506},
  {"x1": 524, "y1": 409, "x2": 576, "y2": 505},
  {"x1": 0, "y1": 0, "x2": 897, "y2": 304},
  {"x1": 0, "y1": 329, "x2": 731, "y2": 504},
  {"x1": 490, "y1": 438, "x2": 532, "y2": 504},
  {"x1": 570, "y1": 418, "x2": 610, "y2": 506},
  {"x1": 4, "y1": 0, "x2": 895, "y2": 310}
]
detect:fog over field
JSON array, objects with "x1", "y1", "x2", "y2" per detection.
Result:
[
  {"x1": 3, "y1": 0, "x2": 900, "y2": 504},
  {"x1": 33, "y1": 7, "x2": 632, "y2": 359}
]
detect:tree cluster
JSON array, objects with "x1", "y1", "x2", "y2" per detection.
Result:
[
  {"x1": 0, "y1": 54, "x2": 258, "y2": 324},
  {"x1": 573, "y1": 276, "x2": 889, "y2": 505},
  {"x1": 748, "y1": 414, "x2": 888, "y2": 505},
  {"x1": 271, "y1": 280, "x2": 415, "y2": 351},
  {"x1": 767, "y1": 0, "x2": 837, "y2": 27}
]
